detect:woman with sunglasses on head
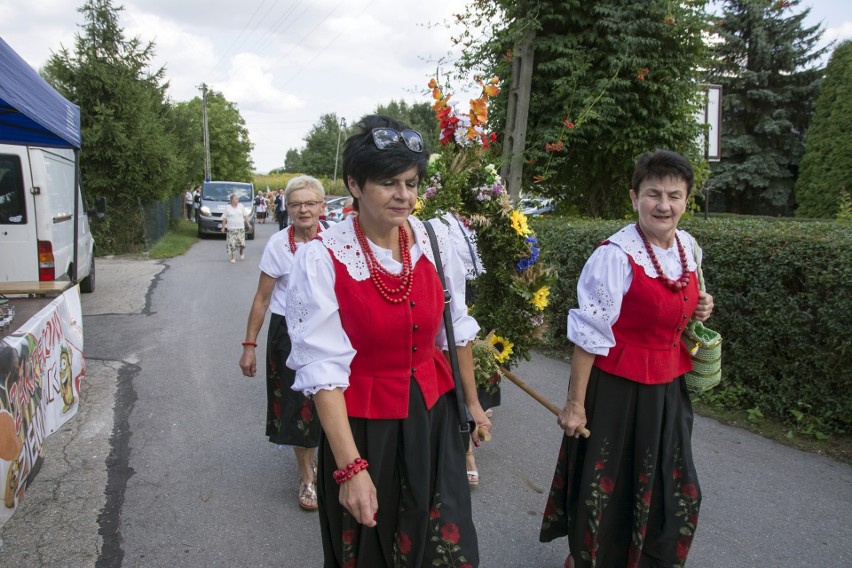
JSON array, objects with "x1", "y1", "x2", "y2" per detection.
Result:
[
  {"x1": 239, "y1": 175, "x2": 328, "y2": 512},
  {"x1": 285, "y1": 115, "x2": 491, "y2": 567}
]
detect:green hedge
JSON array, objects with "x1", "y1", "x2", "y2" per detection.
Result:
[{"x1": 533, "y1": 217, "x2": 852, "y2": 437}]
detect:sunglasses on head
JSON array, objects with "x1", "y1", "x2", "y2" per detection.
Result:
[{"x1": 370, "y1": 128, "x2": 424, "y2": 153}]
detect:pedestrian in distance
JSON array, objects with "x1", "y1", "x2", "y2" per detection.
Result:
[
  {"x1": 540, "y1": 150, "x2": 715, "y2": 568},
  {"x1": 192, "y1": 185, "x2": 201, "y2": 223},
  {"x1": 239, "y1": 175, "x2": 329, "y2": 511},
  {"x1": 285, "y1": 114, "x2": 491, "y2": 567},
  {"x1": 184, "y1": 187, "x2": 193, "y2": 221},
  {"x1": 275, "y1": 188, "x2": 288, "y2": 231},
  {"x1": 256, "y1": 193, "x2": 267, "y2": 224},
  {"x1": 220, "y1": 193, "x2": 252, "y2": 263}
]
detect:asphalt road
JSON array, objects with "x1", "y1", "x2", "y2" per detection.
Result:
[{"x1": 1, "y1": 220, "x2": 850, "y2": 567}]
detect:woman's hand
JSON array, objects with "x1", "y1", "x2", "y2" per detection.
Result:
[
  {"x1": 694, "y1": 291, "x2": 714, "y2": 322},
  {"x1": 239, "y1": 346, "x2": 256, "y2": 377},
  {"x1": 339, "y1": 471, "x2": 378, "y2": 527},
  {"x1": 468, "y1": 401, "x2": 492, "y2": 447},
  {"x1": 557, "y1": 399, "x2": 587, "y2": 438}
]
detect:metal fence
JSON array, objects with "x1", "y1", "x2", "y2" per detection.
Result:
[{"x1": 141, "y1": 194, "x2": 184, "y2": 248}]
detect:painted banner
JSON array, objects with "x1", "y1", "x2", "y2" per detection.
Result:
[{"x1": 0, "y1": 286, "x2": 84, "y2": 527}]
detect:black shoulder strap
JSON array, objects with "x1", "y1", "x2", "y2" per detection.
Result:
[
  {"x1": 320, "y1": 220, "x2": 330, "y2": 229},
  {"x1": 423, "y1": 220, "x2": 470, "y2": 434},
  {"x1": 453, "y1": 215, "x2": 481, "y2": 277}
]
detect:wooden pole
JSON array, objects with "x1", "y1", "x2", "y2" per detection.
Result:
[{"x1": 499, "y1": 366, "x2": 590, "y2": 438}]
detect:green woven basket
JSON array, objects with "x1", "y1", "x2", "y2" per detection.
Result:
[
  {"x1": 681, "y1": 238, "x2": 722, "y2": 394},
  {"x1": 681, "y1": 320, "x2": 722, "y2": 393}
]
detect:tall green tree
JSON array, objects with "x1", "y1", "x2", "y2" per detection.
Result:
[
  {"x1": 705, "y1": 0, "x2": 828, "y2": 215},
  {"x1": 298, "y1": 113, "x2": 348, "y2": 179},
  {"x1": 795, "y1": 41, "x2": 852, "y2": 218},
  {"x1": 43, "y1": 0, "x2": 179, "y2": 204},
  {"x1": 283, "y1": 148, "x2": 302, "y2": 173},
  {"x1": 451, "y1": 0, "x2": 712, "y2": 217},
  {"x1": 171, "y1": 92, "x2": 254, "y2": 184}
]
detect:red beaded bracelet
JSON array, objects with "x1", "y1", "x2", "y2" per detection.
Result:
[
  {"x1": 241, "y1": 341, "x2": 257, "y2": 347},
  {"x1": 333, "y1": 457, "x2": 369, "y2": 485}
]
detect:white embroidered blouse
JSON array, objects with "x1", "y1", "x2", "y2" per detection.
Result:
[
  {"x1": 568, "y1": 224, "x2": 701, "y2": 356},
  {"x1": 285, "y1": 216, "x2": 480, "y2": 396}
]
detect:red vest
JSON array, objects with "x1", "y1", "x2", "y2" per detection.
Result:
[
  {"x1": 330, "y1": 253, "x2": 455, "y2": 419},
  {"x1": 594, "y1": 250, "x2": 699, "y2": 384}
]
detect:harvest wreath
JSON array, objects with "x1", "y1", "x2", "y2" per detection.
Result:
[{"x1": 416, "y1": 76, "x2": 556, "y2": 393}]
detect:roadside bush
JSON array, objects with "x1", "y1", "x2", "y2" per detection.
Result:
[{"x1": 533, "y1": 217, "x2": 852, "y2": 436}]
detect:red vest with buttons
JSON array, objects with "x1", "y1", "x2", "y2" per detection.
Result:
[
  {"x1": 594, "y1": 248, "x2": 699, "y2": 384},
  {"x1": 329, "y1": 253, "x2": 455, "y2": 419}
]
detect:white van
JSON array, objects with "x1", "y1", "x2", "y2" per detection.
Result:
[{"x1": 0, "y1": 144, "x2": 96, "y2": 292}]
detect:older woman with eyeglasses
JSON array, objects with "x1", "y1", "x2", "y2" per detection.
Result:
[
  {"x1": 239, "y1": 175, "x2": 328, "y2": 512},
  {"x1": 285, "y1": 115, "x2": 491, "y2": 567}
]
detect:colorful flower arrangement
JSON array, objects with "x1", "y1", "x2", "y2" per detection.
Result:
[{"x1": 417, "y1": 76, "x2": 556, "y2": 393}]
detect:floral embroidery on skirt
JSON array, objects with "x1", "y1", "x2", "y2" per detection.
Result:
[{"x1": 540, "y1": 368, "x2": 701, "y2": 568}]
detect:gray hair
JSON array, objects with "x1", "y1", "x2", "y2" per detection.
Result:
[{"x1": 284, "y1": 175, "x2": 325, "y2": 203}]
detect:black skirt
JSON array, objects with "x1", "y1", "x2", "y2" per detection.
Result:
[
  {"x1": 265, "y1": 314, "x2": 320, "y2": 448},
  {"x1": 317, "y1": 379, "x2": 479, "y2": 567},
  {"x1": 540, "y1": 367, "x2": 700, "y2": 568}
]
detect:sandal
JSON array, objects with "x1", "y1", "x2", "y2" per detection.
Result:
[
  {"x1": 298, "y1": 480, "x2": 318, "y2": 511},
  {"x1": 467, "y1": 469, "x2": 479, "y2": 486},
  {"x1": 466, "y1": 450, "x2": 479, "y2": 487}
]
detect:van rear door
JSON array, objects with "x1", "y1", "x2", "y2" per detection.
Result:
[
  {"x1": 0, "y1": 148, "x2": 37, "y2": 282},
  {"x1": 31, "y1": 147, "x2": 88, "y2": 282}
]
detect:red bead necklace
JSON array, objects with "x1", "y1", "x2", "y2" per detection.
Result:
[
  {"x1": 634, "y1": 223, "x2": 691, "y2": 292},
  {"x1": 353, "y1": 216, "x2": 413, "y2": 304},
  {"x1": 288, "y1": 223, "x2": 322, "y2": 254}
]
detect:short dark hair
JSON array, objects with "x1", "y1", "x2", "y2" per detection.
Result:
[
  {"x1": 631, "y1": 150, "x2": 695, "y2": 193},
  {"x1": 342, "y1": 114, "x2": 427, "y2": 194}
]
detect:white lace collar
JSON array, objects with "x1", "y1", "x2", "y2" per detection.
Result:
[
  {"x1": 319, "y1": 216, "x2": 446, "y2": 281},
  {"x1": 608, "y1": 224, "x2": 697, "y2": 278}
]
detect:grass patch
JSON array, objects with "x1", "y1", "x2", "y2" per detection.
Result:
[{"x1": 147, "y1": 220, "x2": 199, "y2": 259}]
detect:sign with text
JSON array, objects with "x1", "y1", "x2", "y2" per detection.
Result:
[{"x1": 0, "y1": 286, "x2": 84, "y2": 526}]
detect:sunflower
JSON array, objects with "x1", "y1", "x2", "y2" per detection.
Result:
[
  {"x1": 530, "y1": 285, "x2": 550, "y2": 311},
  {"x1": 510, "y1": 210, "x2": 532, "y2": 236},
  {"x1": 488, "y1": 333, "x2": 515, "y2": 364}
]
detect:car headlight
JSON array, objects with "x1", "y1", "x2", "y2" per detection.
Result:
[{"x1": 200, "y1": 206, "x2": 211, "y2": 216}]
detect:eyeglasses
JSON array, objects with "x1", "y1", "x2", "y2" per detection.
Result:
[
  {"x1": 287, "y1": 201, "x2": 322, "y2": 210},
  {"x1": 371, "y1": 128, "x2": 424, "y2": 153}
]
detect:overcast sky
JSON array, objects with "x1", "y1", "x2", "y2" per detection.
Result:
[{"x1": 3, "y1": 0, "x2": 850, "y2": 174}]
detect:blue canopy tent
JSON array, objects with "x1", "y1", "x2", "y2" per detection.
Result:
[
  {"x1": 0, "y1": 37, "x2": 85, "y2": 283},
  {"x1": 0, "y1": 38, "x2": 81, "y2": 149}
]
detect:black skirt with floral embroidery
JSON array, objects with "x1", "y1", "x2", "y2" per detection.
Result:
[
  {"x1": 540, "y1": 368, "x2": 700, "y2": 568},
  {"x1": 265, "y1": 314, "x2": 320, "y2": 447},
  {"x1": 317, "y1": 378, "x2": 479, "y2": 568}
]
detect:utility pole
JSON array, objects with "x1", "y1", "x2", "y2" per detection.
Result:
[
  {"x1": 500, "y1": 29, "x2": 536, "y2": 204},
  {"x1": 333, "y1": 117, "x2": 346, "y2": 182},
  {"x1": 200, "y1": 83, "x2": 212, "y2": 182}
]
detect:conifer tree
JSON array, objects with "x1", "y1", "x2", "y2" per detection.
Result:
[
  {"x1": 795, "y1": 41, "x2": 852, "y2": 218},
  {"x1": 43, "y1": 0, "x2": 180, "y2": 205},
  {"x1": 705, "y1": 0, "x2": 827, "y2": 215}
]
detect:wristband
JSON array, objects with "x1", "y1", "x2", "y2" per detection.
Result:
[
  {"x1": 241, "y1": 341, "x2": 258, "y2": 347},
  {"x1": 333, "y1": 457, "x2": 369, "y2": 485}
]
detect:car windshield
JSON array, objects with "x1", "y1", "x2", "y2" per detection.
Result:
[
  {"x1": 326, "y1": 196, "x2": 348, "y2": 210},
  {"x1": 203, "y1": 183, "x2": 253, "y2": 202}
]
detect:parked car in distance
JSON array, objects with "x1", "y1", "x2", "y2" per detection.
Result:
[
  {"x1": 519, "y1": 196, "x2": 555, "y2": 216},
  {"x1": 324, "y1": 195, "x2": 348, "y2": 223}
]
